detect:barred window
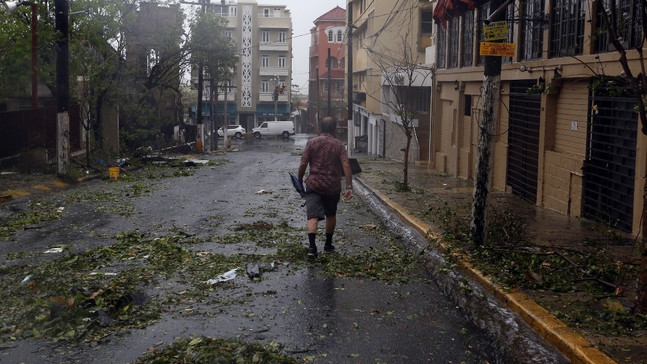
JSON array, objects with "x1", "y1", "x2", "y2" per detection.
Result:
[
  {"x1": 521, "y1": 0, "x2": 545, "y2": 60},
  {"x1": 503, "y1": 3, "x2": 515, "y2": 64},
  {"x1": 595, "y1": 0, "x2": 644, "y2": 53},
  {"x1": 550, "y1": 0, "x2": 585, "y2": 58},
  {"x1": 461, "y1": 10, "x2": 474, "y2": 67},
  {"x1": 437, "y1": 23, "x2": 446, "y2": 69},
  {"x1": 448, "y1": 17, "x2": 459, "y2": 68},
  {"x1": 477, "y1": 3, "x2": 490, "y2": 66}
]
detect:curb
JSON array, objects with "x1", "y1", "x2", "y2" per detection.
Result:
[{"x1": 356, "y1": 176, "x2": 616, "y2": 364}]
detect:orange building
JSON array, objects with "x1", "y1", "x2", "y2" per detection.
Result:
[{"x1": 308, "y1": 6, "x2": 347, "y2": 133}]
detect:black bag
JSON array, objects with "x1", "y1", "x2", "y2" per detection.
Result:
[
  {"x1": 342, "y1": 158, "x2": 362, "y2": 176},
  {"x1": 289, "y1": 173, "x2": 306, "y2": 198}
]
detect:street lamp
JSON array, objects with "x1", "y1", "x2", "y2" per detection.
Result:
[{"x1": 2, "y1": 0, "x2": 38, "y2": 109}]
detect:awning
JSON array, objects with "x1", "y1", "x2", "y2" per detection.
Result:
[
  {"x1": 433, "y1": 0, "x2": 484, "y2": 28},
  {"x1": 189, "y1": 103, "x2": 237, "y2": 117},
  {"x1": 256, "y1": 104, "x2": 290, "y2": 117}
]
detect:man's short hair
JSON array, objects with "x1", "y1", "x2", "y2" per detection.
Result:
[{"x1": 320, "y1": 117, "x2": 337, "y2": 134}]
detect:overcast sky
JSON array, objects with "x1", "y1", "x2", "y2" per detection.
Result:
[{"x1": 259, "y1": 0, "x2": 347, "y2": 95}]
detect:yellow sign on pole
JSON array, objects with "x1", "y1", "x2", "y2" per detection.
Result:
[
  {"x1": 483, "y1": 21, "x2": 508, "y2": 41},
  {"x1": 479, "y1": 42, "x2": 516, "y2": 57}
]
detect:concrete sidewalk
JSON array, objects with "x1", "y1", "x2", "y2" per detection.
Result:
[{"x1": 353, "y1": 155, "x2": 643, "y2": 364}]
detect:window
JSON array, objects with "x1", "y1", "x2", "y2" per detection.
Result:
[
  {"x1": 262, "y1": 31, "x2": 270, "y2": 42},
  {"x1": 336, "y1": 81, "x2": 343, "y2": 92},
  {"x1": 421, "y1": 10, "x2": 433, "y2": 34},
  {"x1": 323, "y1": 80, "x2": 328, "y2": 92},
  {"x1": 337, "y1": 30, "x2": 343, "y2": 42},
  {"x1": 437, "y1": 24, "x2": 446, "y2": 69},
  {"x1": 461, "y1": 10, "x2": 474, "y2": 67},
  {"x1": 596, "y1": 0, "x2": 644, "y2": 53},
  {"x1": 225, "y1": 30, "x2": 233, "y2": 39},
  {"x1": 147, "y1": 49, "x2": 159, "y2": 75},
  {"x1": 465, "y1": 95, "x2": 472, "y2": 116},
  {"x1": 328, "y1": 30, "x2": 334, "y2": 42},
  {"x1": 477, "y1": 2, "x2": 491, "y2": 66},
  {"x1": 279, "y1": 31, "x2": 286, "y2": 43},
  {"x1": 448, "y1": 17, "x2": 459, "y2": 68},
  {"x1": 278, "y1": 56, "x2": 286, "y2": 68},
  {"x1": 274, "y1": 8, "x2": 281, "y2": 17},
  {"x1": 229, "y1": 6, "x2": 236, "y2": 17},
  {"x1": 340, "y1": 57, "x2": 345, "y2": 69},
  {"x1": 263, "y1": 8, "x2": 270, "y2": 17},
  {"x1": 327, "y1": 57, "x2": 338, "y2": 69},
  {"x1": 262, "y1": 80, "x2": 269, "y2": 93},
  {"x1": 262, "y1": 55, "x2": 269, "y2": 67},
  {"x1": 503, "y1": 3, "x2": 515, "y2": 64},
  {"x1": 521, "y1": 0, "x2": 544, "y2": 60},
  {"x1": 550, "y1": 0, "x2": 585, "y2": 57}
]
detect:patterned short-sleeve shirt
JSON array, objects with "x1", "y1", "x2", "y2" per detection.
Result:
[{"x1": 301, "y1": 134, "x2": 349, "y2": 196}]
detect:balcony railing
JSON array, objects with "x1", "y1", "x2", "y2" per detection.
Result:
[
  {"x1": 258, "y1": 93, "x2": 288, "y2": 102},
  {"x1": 259, "y1": 42, "x2": 289, "y2": 52},
  {"x1": 259, "y1": 66, "x2": 288, "y2": 77}
]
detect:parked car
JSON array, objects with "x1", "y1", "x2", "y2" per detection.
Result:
[
  {"x1": 218, "y1": 125, "x2": 246, "y2": 138},
  {"x1": 251, "y1": 120, "x2": 294, "y2": 139}
]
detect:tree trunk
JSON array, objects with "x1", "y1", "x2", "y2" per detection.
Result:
[
  {"x1": 403, "y1": 132, "x2": 412, "y2": 188},
  {"x1": 637, "y1": 186, "x2": 647, "y2": 313}
]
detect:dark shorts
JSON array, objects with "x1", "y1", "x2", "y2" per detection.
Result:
[{"x1": 305, "y1": 189, "x2": 340, "y2": 221}]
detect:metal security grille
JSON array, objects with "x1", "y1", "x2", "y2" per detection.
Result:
[
  {"x1": 507, "y1": 81, "x2": 541, "y2": 202},
  {"x1": 583, "y1": 86, "x2": 636, "y2": 232}
]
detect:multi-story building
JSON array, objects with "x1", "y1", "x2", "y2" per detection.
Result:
[
  {"x1": 347, "y1": 0, "x2": 433, "y2": 161},
  {"x1": 200, "y1": 0, "x2": 293, "y2": 132},
  {"x1": 126, "y1": 2, "x2": 183, "y2": 129},
  {"x1": 431, "y1": 0, "x2": 646, "y2": 234},
  {"x1": 308, "y1": 6, "x2": 347, "y2": 134}
]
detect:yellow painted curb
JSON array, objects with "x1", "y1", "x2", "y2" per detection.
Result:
[{"x1": 357, "y1": 177, "x2": 617, "y2": 364}]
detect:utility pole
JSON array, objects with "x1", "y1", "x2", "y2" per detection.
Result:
[
  {"x1": 273, "y1": 75, "x2": 279, "y2": 121},
  {"x1": 55, "y1": 0, "x2": 69, "y2": 175},
  {"x1": 30, "y1": 1, "x2": 37, "y2": 109},
  {"x1": 315, "y1": 66, "x2": 320, "y2": 133},
  {"x1": 470, "y1": 0, "x2": 506, "y2": 246},
  {"x1": 327, "y1": 47, "x2": 331, "y2": 118},
  {"x1": 347, "y1": 2, "x2": 353, "y2": 152}
]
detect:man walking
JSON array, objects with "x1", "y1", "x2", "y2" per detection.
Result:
[{"x1": 298, "y1": 117, "x2": 353, "y2": 258}]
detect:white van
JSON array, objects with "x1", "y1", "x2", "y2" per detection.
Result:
[{"x1": 252, "y1": 120, "x2": 295, "y2": 139}]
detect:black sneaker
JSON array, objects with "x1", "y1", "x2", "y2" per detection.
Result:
[
  {"x1": 307, "y1": 246, "x2": 318, "y2": 258},
  {"x1": 323, "y1": 243, "x2": 335, "y2": 253}
]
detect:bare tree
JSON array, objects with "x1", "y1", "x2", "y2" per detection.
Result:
[{"x1": 365, "y1": 29, "x2": 431, "y2": 189}]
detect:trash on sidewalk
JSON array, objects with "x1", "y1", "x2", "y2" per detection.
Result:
[
  {"x1": 206, "y1": 268, "x2": 238, "y2": 284},
  {"x1": 246, "y1": 263, "x2": 261, "y2": 280},
  {"x1": 185, "y1": 159, "x2": 209, "y2": 166}
]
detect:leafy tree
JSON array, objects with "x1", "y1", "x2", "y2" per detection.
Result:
[
  {"x1": 68, "y1": 0, "x2": 139, "y2": 163},
  {"x1": 187, "y1": 10, "x2": 238, "y2": 147}
]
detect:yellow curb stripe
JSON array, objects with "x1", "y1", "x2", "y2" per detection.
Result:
[
  {"x1": 357, "y1": 176, "x2": 616, "y2": 364},
  {"x1": 52, "y1": 180, "x2": 67, "y2": 188},
  {"x1": 4, "y1": 189, "x2": 30, "y2": 198},
  {"x1": 33, "y1": 184, "x2": 51, "y2": 191}
]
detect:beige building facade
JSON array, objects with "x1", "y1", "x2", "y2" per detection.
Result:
[
  {"x1": 432, "y1": 0, "x2": 645, "y2": 234},
  {"x1": 347, "y1": 0, "x2": 433, "y2": 162},
  {"x1": 205, "y1": 0, "x2": 293, "y2": 131}
]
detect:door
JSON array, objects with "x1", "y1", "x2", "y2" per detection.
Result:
[
  {"x1": 583, "y1": 85, "x2": 636, "y2": 232},
  {"x1": 507, "y1": 81, "x2": 541, "y2": 202}
]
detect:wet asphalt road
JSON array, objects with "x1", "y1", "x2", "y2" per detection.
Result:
[{"x1": 0, "y1": 135, "x2": 502, "y2": 363}]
